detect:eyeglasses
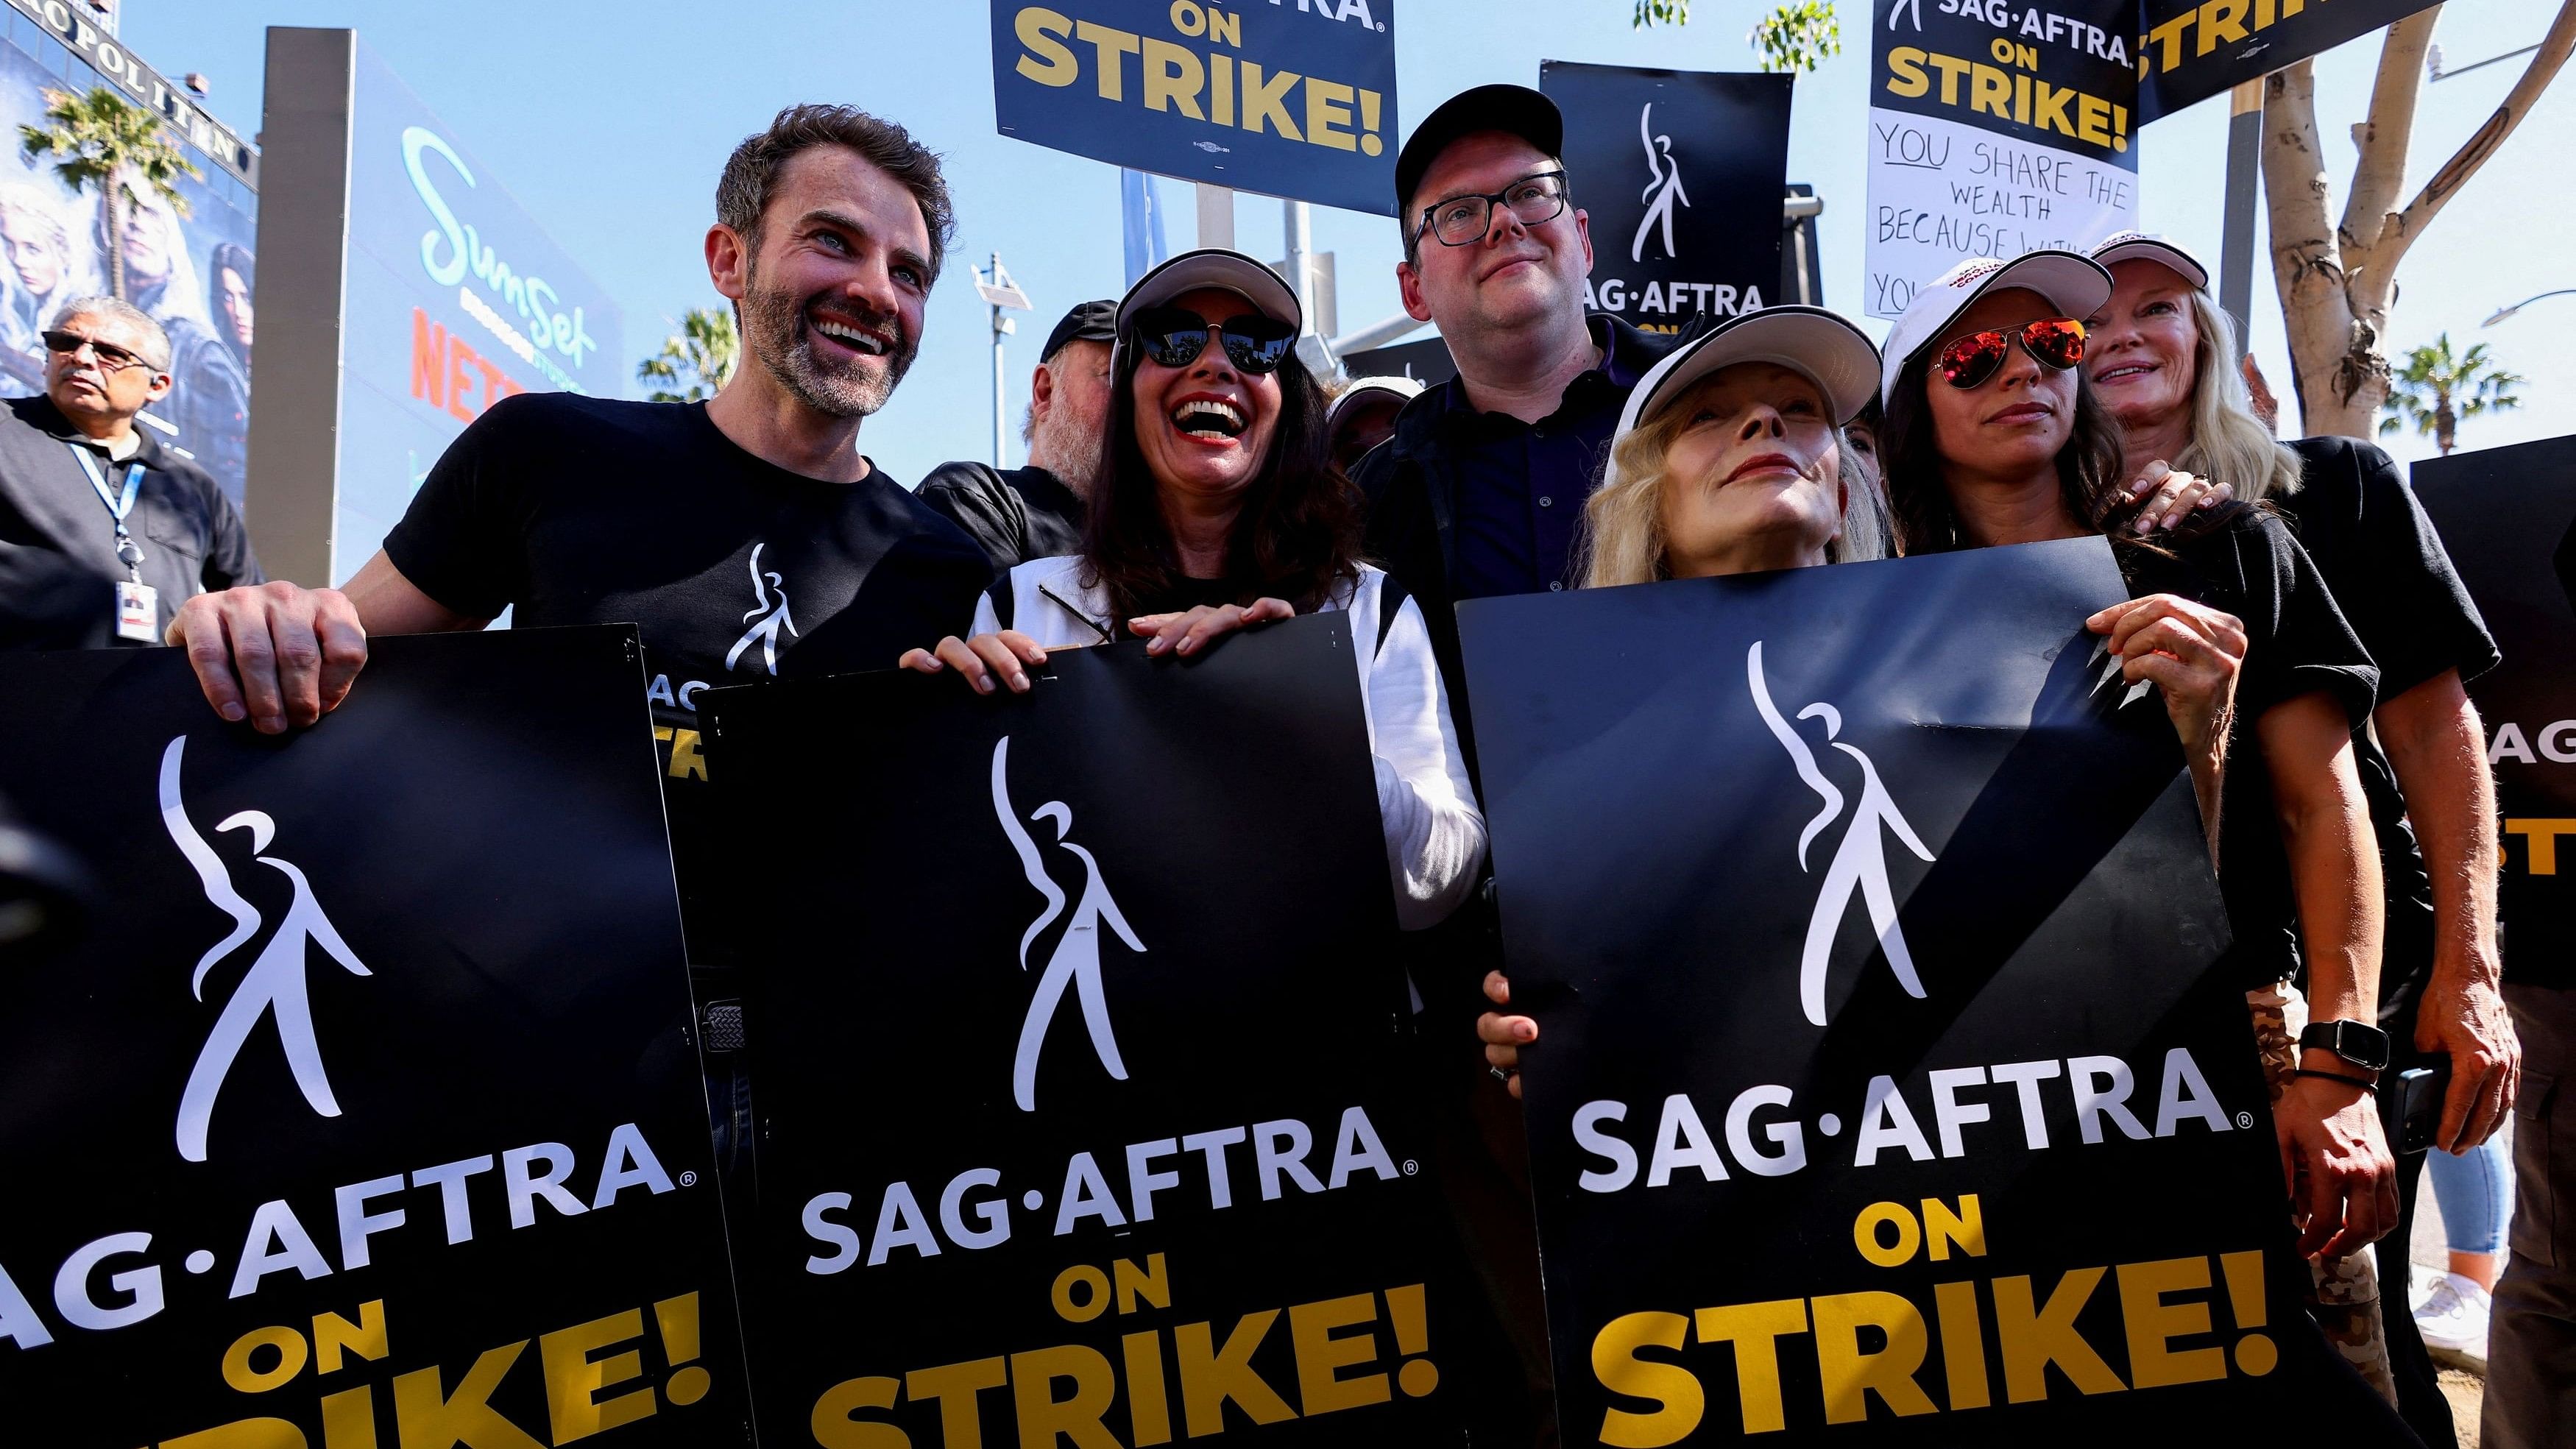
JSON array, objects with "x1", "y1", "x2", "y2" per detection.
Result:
[
  {"x1": 1414, "y1": 170, "x2": 1571, "y2": 249},
  {"x1": 1933, "y1": 318, "x2": 2087, "y2": 390},
  {"x1": 1129, "y1": 307, "x2": 1296, "y2": 375},
  {"x1": 40, "y1": 329, "x2": 152, "y2": 374}
]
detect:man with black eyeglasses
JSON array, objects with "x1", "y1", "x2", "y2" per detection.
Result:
[
  {"x1": 0, "y1": 297, "x2": 258, "y2": 649},
  {"x1": 1352, "y1": 85, "x2": 1674, "y2": 749}
]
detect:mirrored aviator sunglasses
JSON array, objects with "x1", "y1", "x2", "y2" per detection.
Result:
[
  {"x1": 1130, "y1": 306, "x2": 1296, "y2": 375},
  {"x1": 1934, "y1": 317, "x2": 2087, "y2": 390}
]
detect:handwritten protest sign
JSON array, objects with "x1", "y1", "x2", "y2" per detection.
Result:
[{"x1": 1865, "y1": 0, "x2": 2138, "y2": 319}]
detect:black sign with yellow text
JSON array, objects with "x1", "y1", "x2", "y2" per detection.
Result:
[
  {"x1": 2414, "y1": 433, "x2": 2576, "y2": 990},
  {"x1": 704, "y1": 616, "x2": 1469, "y2": 1447},
  {"x1": 1459, "y1": 539, "x2": 2410, "y2": 1445},
  {"x1": 0, "y1": 628, "x2": 747, "y2": 1448},
  {"x1": 2137, "y1": 0, "x2": 2441, "y2": 121},
  {"x1": 991, "y1": 0, "x2": 1398, "y2": 213}
]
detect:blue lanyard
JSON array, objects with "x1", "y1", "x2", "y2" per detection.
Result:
[{"x1": 68, "y1": 443, "x2": 144, "y2": 528}]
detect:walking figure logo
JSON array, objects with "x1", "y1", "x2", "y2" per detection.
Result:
[
  {"x1": 993, "y1": 737, "x2": 1144, "y2": 1112},
  {"x1": 1632, "y1": 103, "x2": 1691, "y2": 264},
  {"x1": 725, "y1": 542, "x2": 798, "y2": 675},
  {"x1": 1747, "y1": 643, "x2": 1936, "y2": 1026},
  {"x1": 160, "y1": 737, "x2": 373, "y2": 1163}
]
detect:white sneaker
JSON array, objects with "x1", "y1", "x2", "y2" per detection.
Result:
[{"x1": 2413, "y1": 1270, "x2": 2492, "y2": 1356}]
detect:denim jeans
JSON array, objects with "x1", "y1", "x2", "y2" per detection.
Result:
[{"x1": 2427, "y1": 1130, "x2": 2515, "y2": 1257}]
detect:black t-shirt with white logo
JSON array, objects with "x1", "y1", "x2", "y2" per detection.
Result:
[{"x1": 384, "y1": 393, "x2": 993, "y2": 962}]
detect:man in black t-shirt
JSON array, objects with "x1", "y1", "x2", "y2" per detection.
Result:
[
  {"x1": 917, "y1": 297, "x2": 1114, "y2": 570},
  {"x1": 169, "y1": 106, "x2": 994, "y2": 1165}
]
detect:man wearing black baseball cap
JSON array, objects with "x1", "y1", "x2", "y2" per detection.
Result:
[
  {"x1": 919, "y1": 297, "x2": 1115, "y2": 570},
  {"x1": 1354, "y1": 83, "x2": 1675, "y2": 741}
]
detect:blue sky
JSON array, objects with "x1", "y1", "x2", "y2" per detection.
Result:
[{"x1": 132, "y1": 0, "x2": 2568, "y2": 483}]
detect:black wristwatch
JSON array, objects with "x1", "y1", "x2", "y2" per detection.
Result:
[{"x1": 2299, "y1": 1019, "x2": 2390, "y2": 1074}]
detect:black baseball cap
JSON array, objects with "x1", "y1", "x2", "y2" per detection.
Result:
[
  {"x1": 1041, "y1": 299, "x2": 1118, "y2": 361},
  {"x1": 1393, "y1": 84, "x2": 1564, "y2": 222}
]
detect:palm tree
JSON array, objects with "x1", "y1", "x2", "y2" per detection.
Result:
[
  {"x1": 2381, "y1": 333, "x2": 2524, "y2": 456},
  {"x1": 637, "y1": 307, "x2": 738, "y2": 403},
  {"x1": 18, "y1": 85, "x2": 200, "y2": 302}
]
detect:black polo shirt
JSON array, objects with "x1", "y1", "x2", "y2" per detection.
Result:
[{"x1": 1439, "y1": 315, "x2": 1654, "y2": 598}]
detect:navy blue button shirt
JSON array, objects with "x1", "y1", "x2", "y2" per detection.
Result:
[{"x1": 1440, "y1": 316, "x2": 1651, "y2": 598}]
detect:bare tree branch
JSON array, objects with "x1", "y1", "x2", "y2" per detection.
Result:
[
  {"x1": 2263, "y1": 60, "x2": 2338, "y2": 428},
  {"x1": 2374, "y1": 0, "x2": 2576, "y2": 280},
  {"x1": 2340, "y1": 8, "x2": 2439, "y2": 257}
]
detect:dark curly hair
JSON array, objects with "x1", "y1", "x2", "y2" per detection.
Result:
[
  {"x1": 715, "y1": 104, "x2": 954, "y2": 283},
  {"x1": 1080, "y1": 326, "x2": 1364, "y2": 622},
  {"x1": 1880, "y1": 346, "x2": 2133, "y2": 553}
]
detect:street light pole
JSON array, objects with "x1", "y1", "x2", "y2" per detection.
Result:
[
  {"x1": 2483, "y1": 288, "x2": 2576, "y2": 327},
  {"x1": 974, "y1": 254, "x2": 1033, "y2": 467}
]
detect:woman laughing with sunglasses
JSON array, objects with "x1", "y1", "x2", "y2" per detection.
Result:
[
  {"x1": 1880, "y1": 250, "x2": 2401, "y2": 1278},
  {"x1": 902, "y1": 249, "x2": 1485, "y2": 930}
]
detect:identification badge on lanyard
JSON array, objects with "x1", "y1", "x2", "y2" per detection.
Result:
[{"x1": 116, "y1": 579, "x2": 158, "y2": 642}]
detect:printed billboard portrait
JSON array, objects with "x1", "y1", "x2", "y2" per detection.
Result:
[{"x1": 0, "y1": 27, "x2": 256, "y2": 506}]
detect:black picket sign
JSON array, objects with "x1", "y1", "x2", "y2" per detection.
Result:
[
  {"x1": 2413, "y1": 433, "x2": 2576, "y2": 990},
  {"x1": 1539, "y1": 62, "x2": 1791, "y2": 336},
  {"x1": 701, "y1": 615, "x2": 1471, "y2": 1447},
  {"x1": 2137, "y1": 0, "x2": 2443, "y2": 121},
  {"x1": 0, "y1": 627, "x2": 747, "y2": 1448},
  {"x1": 1458, "y1": 539, "x2": 2413, "y2": 1446}
]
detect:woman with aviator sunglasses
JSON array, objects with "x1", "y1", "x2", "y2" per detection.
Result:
[
  {"x1": 902, "y1": 250, "x2": 1485, "y2": 931},
  {"x1": 1880, "y1": 251, "x2": 2400, "y2": 1274}
]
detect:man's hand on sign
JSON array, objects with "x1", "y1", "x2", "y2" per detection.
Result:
[
  {"x1": 901, "y1": 631, "x2": 1050, "y2": 694},
  {"x1": 1478, "y1": 970, "x2": 1535, "y2": 1099},
  {"x1": 1128, "y1": 598, "x2": 1295, "y2": 657},
  {"x1": 2416, "y1": 964, "x2": 2521, "y2": 1152},
  {"x1": 2120, "y1": 461, "x2": 2232, "y2": 534},
  {"x1": 169, "y1": 581, "x2": 368, "y2": 734},
  {"x1": 2084, "y1": 594, "x2": 2246, "y2": 762},
  {"x1": 2277, "y1": 1067, "x2": 2400, "y2": 1261}
]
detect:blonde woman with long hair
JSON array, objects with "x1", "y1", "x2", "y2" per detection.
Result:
[{"x1": 2087, "y1": 233, "x2": 2519, "y2": 1449}]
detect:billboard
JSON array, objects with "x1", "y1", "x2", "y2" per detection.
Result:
[
  {"x1": 336, "y1": 40, "x2": 623, "y2": 580},
  {"x1": 252, "y1": 30, "x2": 623, "y2": 586},
  {"x1": 0, "y1": 1, "x2": 258, "y2": 507}
]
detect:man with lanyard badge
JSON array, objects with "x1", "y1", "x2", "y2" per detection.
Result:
[{"x1": 0, "y1": 298, "x2": 258, "y2": 649}]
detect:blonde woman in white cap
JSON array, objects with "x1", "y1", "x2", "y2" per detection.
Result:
[
  {"x1": 1880, "y1": 248, "x2": 2401, "y2": 1278},
  {"x1": 1575, "y1": 304, "x2": 1887, "y2": 587},
  {"x1": 904, "y1": 250, "x2": 1485, "y2": 931},
  {"x1": 2087, "y1": 231, "x2": 2518, "y2": 1442}
]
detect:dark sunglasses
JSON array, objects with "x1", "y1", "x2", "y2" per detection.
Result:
[
  {"x1": 40, "y1": 329, "x2": 152, "y2": 373},
  {"x1": 1933, "y1": 317, "x2": 2087, "y2": 390},
  {"x1": 1130, "y1": 306, "x2": 1295, "y2": 375}
]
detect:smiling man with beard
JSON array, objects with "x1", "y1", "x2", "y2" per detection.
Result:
[{"x1": 166, "y1": 105, "x2": 994, "y2": 1172}]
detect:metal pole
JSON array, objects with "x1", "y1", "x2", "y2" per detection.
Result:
[
  {"x1": 1284, "y1": 199, "x2": 1315, "y2": 336},
  {"x1": 990, "y1": 251, "x2": 1006, "y2": 467},
  {"x1": 1195, "y1": 183, "x2": 1234, "y2": 250},
  {"x1": 2217, "y1": 79, "x2": 2264, "y2": 359}
]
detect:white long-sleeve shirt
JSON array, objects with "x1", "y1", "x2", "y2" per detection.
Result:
[{"x1": 972, "y1": 557, "x2": 1487, "y2": 930}]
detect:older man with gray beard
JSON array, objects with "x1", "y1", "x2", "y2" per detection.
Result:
[
  {"x1": 918, "y1": 298, "x2": 1114, "y2": 570},
  {"x1": 165, "y1": 104, "x2": 995, "y2": 1172}
]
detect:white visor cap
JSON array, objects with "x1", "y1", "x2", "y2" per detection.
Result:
[
  {"x1": 1880, "y1": 250, "x2": 2114, "y2": 405},
  {"x1": 1604, "y1": 305, "x2": 1883, "y2": 492},
  {"x1": 2090, "y1": 231, "x2": 2212, "y2": 292}
]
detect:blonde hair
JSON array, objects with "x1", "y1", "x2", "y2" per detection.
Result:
[
  {"x1": 1580, "y1": 384, "x2": 1881, "y2": 588},
  {"x1": 2168, "y1": 290, "x2": 2303, "y2": 502}
]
